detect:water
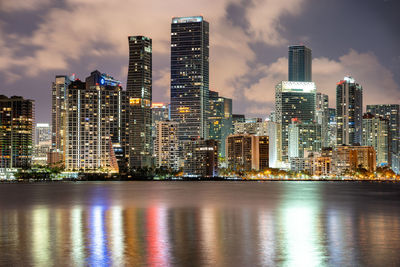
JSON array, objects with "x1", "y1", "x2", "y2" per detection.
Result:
[{"x1": 0, "y1": 181, "x2": 399, "y2": 266}]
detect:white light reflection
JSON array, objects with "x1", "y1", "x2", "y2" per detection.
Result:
[
  {"x1": 258, "y1": 209, "x2": 275, "y2": 266},
  {"x1": 71, "y1": 207, "x2": 84, "y2": 266},
  {"x1": 201, "y1": 207, "x2": 218, "y2": 265},
  {"x1": 110, "y1": 206, "x2": 124, "y2": 266},
  {"x1": 32, "y1": 208, "x2": 50, "y2": 266}
]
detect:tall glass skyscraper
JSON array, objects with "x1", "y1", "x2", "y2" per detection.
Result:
[
  {"x1": 170, "y1": 16, "x2": 209, "y2": 140},
  {"x1": 288, "y1": 45, "x2": 312, "y2": 82},
  {"x1": 366, "y1": 104, "x2": 399, "y2": 168},
  {"x1": 127, "y1": 36, "x2": 153, "y2": 168},
  {"x1": 336, "y1": 76, "x2": 363, "y2": 146},
  {"x1": 275, "y1": 81, "x2": 316, "y2": 163}
]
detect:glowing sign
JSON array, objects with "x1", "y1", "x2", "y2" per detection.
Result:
[
  {"x1": 100, "y1": 78, "x2": 105, "y2": 85},
  {"x1": 172, "y1": 16, "x2": 203, "y2": 24},
  {"x1": 279, "y1": 81, "x2": 316, "y2": 93}
]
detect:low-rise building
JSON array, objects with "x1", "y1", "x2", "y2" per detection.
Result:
[
  {"x1": 182, "y1": 139, "x2": 218, "y2": 177},
  {"x1": 332, "y1": 145, "x2": 376, "y2": 175}
]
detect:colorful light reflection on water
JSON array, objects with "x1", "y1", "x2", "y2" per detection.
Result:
[{"x1": 0, "y1": 181, "x2": 400, "y2": 266}]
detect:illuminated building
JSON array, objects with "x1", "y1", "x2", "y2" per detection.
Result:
[
  {"x1": 316, "y1": 93, "x2": 330, "y2": 147},
  {"x1": 51, "y1": 75, "x2": 74, "y2": 162},
  {"x1": 275, "y1": 81, "x2": 316, "y2": 164},
  {"x1": 234, "y1": 120, "x2": 269, "y2": 136},
  {"x1": 366, "y1": 104, "x2": 399, "y2": 172},
  {"x1": 155, "y1": 121, "x2": 179, "y2": 170},
  {"x1": 362, "y1": 113, "x2": 389, "y2": 166},
  {"x1": 127, "y1": 36, "x2": 153, "y2": 168},
  {"x1": 336, "y1": 77, "x2": 363, "y2": 146},
  {"x1": 268, "y1": 122, "x2": 283, "y2": 168},
  {"x1": 288, "y1": 45, "x2": 312, "y2": 82},
  {"x1": 309, "y1": 153, "x2": 332, "y2": 176},
  {"x1": 328, "y1": 108, "x2": 337, "y2": 147},
  {"x1": 170, "y1": 16, "x2": 209, "y2": 141},
  {"x1": 208, "y1": 90, "x2": 232, "y2": 159},
  {"x1": 182, "y1": 139, "x2": 218, "y2": 177},
  {"x1": 65, "y1": 70, "x2": 124, "y2": 172},
  {"x1": 151, "y1": 103, "x2": 169, "y2": 158},
  {"x1": 288, "y1": 121, "x2": 322, "y2": 159},
  {"x1": 332, "y1": 145, "x2": 376, "y2": 175},
  {"x1": 0, "y1": 95, "x2": 34, "y2": 169},
  {"x1": 226, "y1": 134, "x2": 269, "y2": 171},
  {"x1": 33, "y1": 123, "x2": 51, "y2": 165}
]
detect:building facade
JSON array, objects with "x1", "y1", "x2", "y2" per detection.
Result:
[
  {"x1": 332, "y1": 145, "x2": 376, "y2": 175},
  {"x1": 366, "y1": 104, "x2": 399, "y2": 171},
  {"x1": 362, "y1": 113, "x2": 389, "y2": 166},
  {"x1": 33, "y1": 123, "x2": 51, "y2": 165},
  {"x1": 227, "y1": 134, "x2": 269, "y2": 171},
  {"x1": 170, "y1": 16, "x2": 209, "y2": 141},
  {"x1": 154, "y1": 121, "x2": 180, "y2": 170},
  {"x1": 65, "y1": 71, "x2": 124, "y2": 172},
  {"x1": 182, "y1": 139, "x2": 218, "y2": 177},
  {"x1": 275, "y1": 81, "x2": 316, "y2": 164},
  {"x1": 0, "y1": 95, "x2": 34, "y2": 169},
  {"x1": 316, "y1": 93, "x2": 329, "y2": 147},
  {"x1": 336, "y1": 77, "x2": 363, "y2": 146},
  {"x1": 208, "y1": 91, "x2": 232, "y2": 159},
  {"x1": 127, "y1": 36, "x2": 153, "y2": 168},
  {"x1": 288, "y1": 45, "x2": 312, "y2": 82},
  {"x1": 51, "y1": 75, "x2": 74, "y2": 161}
]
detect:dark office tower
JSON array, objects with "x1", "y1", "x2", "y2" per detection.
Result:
[
  {"x1": 51, "y1": 75, "x2": 74, "y2": 160},
  {"x1": 208, "y1": 90, "x2": 232, "y2": 159},
  {"x1": 336, "y1": 77, "x2": 363, "y2": 146},
  {"x1": 126, "y1": 36, "x2": 153, "y2": 168},
  {"x1": 0, "y1": 95, "x2": 34, "y2": 169},
  {"x1": 288, "y1": 45, "x2": 312, "y2": 82},
  {"x1": 366, "y1": 104, "x2": 399, "y2": 169},
  {"x1": 171, "y1": 16, "x2": 209, "y2": 141}
]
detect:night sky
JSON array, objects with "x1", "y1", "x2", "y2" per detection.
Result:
[{"x1": 0, "y1": 0, "x2": 399, "y2": 122}]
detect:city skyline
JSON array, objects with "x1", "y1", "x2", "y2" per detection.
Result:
[{"x1": 0, "y1": 0, "x2": 399, "y2": 123}]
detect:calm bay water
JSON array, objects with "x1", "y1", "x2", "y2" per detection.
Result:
[{"x1": 0, "y1": 181, "x2": 400, "y2": 266}]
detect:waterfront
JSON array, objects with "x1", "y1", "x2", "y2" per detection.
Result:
[{"x1": 1, "y1": 181, "x2": 400, "y2": 266}]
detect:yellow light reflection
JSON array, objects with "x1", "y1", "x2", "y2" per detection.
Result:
[{"x1": 32, "y1": 208, "x2": 50, "y2": 266}]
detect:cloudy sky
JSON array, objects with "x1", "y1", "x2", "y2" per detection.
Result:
[{"x1": 0, "y1": 0, "x2": 399, "y2": 122}]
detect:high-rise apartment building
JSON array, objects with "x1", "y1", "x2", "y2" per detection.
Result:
[
  {"x1": 227, "y1": 134, "x2": 269, "y2": 171},
  {"x1": 288, "y1": 45, "x2": 312, "y2": 82},
  {"x1": 332, "y1": 145, "x2": 376, "y2": 175},
  {"x1": 51, "y1": 75, "x2": 74, "y2": 159},
  {"x1": 0, "y1": 95, "x2": 34, "y2": 169},
  {"x1": 275, "y1": 81, "x2": 316, "y2": 163},
  {"x1": 336, "y1": 77, "x2": 363, "y2": 146},
  {"x1": 288, "y1": 121, "x2": 322, "y2": 159},
  {"x1": 127, "y1": 36, "x2": 153, "y2": 169},
  {"x1": 208, "y1": 90, "x2": 232, "y2": 159},
  {"x1": 65, "y1": 71, "x2": 125, "y2": 172},
  {"x1": 362, "y1": 113, "x2": 389, "y2": 166},
  {"x1": 33, "y1": 123, "x2": 51, "y2": 165},
  {"x1": 366, "y1": 104, "x2": 399, "y2": 169},
  {"x1": 170, "y1": 16, "x2": 209, "y2": 141},
  {"x1": 316, "y1": 93, "x2": 329, "y2": 147},
  {"x1": 154, "y1": 121, "x2": 180, "y2": 170},
  {"x1": 182, "y1": 139, "x2": 218, "y2": 177}
]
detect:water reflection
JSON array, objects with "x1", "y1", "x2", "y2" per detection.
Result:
[{"x1": 0, "y1": 182, "x2": 400, "y2": 266}]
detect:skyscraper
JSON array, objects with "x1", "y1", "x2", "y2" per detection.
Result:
[
  {"x1": 155, "y1": 121, "x2": 179, "y2": 170},
  {"x1": 0, "y1": 95, "x2": 34, "y2": 169},
  {"x1": 362, "y1": 113, "x2": 389, "y2": 166},
  {"x1": 65, "y1": 71, "x2": 124, "y2": 172},
  {"x1": 366, "y1": 104, "x2": 399, "y2": 170},
  {"x1": 208, "y1": 90, "x2": 232, "y2": 159},
  {"x1": 51, "y1": 75, "x2": 74, "y2": 159},
  {"x1": 127, "y1": 36, "x2": 153, "y2": 168},
  {"x1": 316, "y1": 93, "x2": 329, "y2": 147},
  {"x1": 170, "y1": 16, "x2": 209, "y2": 141},
  {"x1": 275, "y1": 81, "x2": 317, "y2": 163},
  {"x1": 288, "y1": 45, "x2": 312, "y2": 82},
  {"x1": 33, "y1": 123, "x2": 51, "y2": 165},
  {"x1": 336, "y1": 76, "x2": 363, "y2": 146}
]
